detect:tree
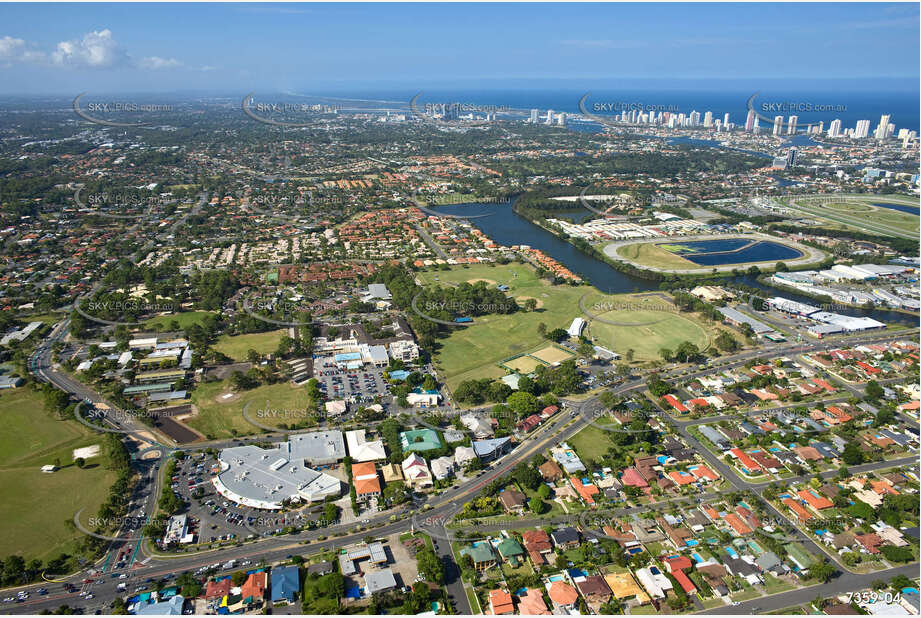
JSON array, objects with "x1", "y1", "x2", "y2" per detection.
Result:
[
  {"x1": 775, "y1": 261, "x2": 789, "y2": 272},
  {"x1": 625, "y1": 349, "x2": 634, "y2": 362},
  {"x1": 415, "y1": 547, "x2": 444, "y2": 584},
  {"x1": 246, "y1": 349, "x2": 260, "y2": 364},
  {"x1": 524, "y1": 298, "x2": 538, "y2": 312},
  {"x1": 506, "y1": 391, "x2": 539, "y2": 417},
  {"x1": 809, "y1": 561, "x2": 835, "y2": 583},
  {"x1": 537, "y1": 484, "x2": 551, "y2": 499},
  {"x1": 529, "y1": 497, "x2": 548, "y2": 514},
  {"x1": 841, "y1": 443, "x2": 865, "y2": 465},
  {"x1": 231, "y1": 571, "x2": 248, "y2": 586},
  {"x1": 74, "y1": 457, "x2": 85, "y2": 468},
  {"x1": 864, "y1": 380, "x2": 884, "y2": 400},
  {"x1": 512, "y1": 463, "x2": 542, "y2": 491},
  {"x1": 715, "y1": 331, "x2": 739, "y2": 352}
]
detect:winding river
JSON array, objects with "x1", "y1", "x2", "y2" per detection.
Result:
[{"x1": 431, "y1": 200, "x2": 918, "y2": 326}]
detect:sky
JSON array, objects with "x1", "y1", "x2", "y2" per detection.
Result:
[{"x1": 0, "y1": 2, "x2": 918, "y2": 94}]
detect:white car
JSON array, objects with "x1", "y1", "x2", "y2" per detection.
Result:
[
  {"x1": 731, "y1": 602, "x2": 740, "y2": 607},
  {"x1": 3, "y1": 597, "x2": 15, "y2": 603}
]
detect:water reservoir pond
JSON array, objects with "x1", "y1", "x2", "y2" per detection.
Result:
[{"x1": 658, "y1": 238, "x2": 803, "y2": 266}]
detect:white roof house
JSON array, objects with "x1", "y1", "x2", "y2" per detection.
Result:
[
  {"x1": 401, "y1": 453, "x2": 432, "y2": 488},
  {"x1": 430, "y1": 456, "x2": 455, "y2": 480},
  {"x1": 454, "y1": 445, "x2": 477, "y2": 468},
  {"x1": 345, "y1": 429, "x2": 387, "y2": 462},
  {"x1": 567, "y1": 317, "x2": 586, "y2": 338}
]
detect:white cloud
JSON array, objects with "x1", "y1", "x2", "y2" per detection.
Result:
[
  {"x1": 139, "y1": 56, "x2": 183, "y2": 70},
  {"x1": 50, "y1": 29, "x2": 129, "y2": 68},
  {"x1": 0, "y1": 35, "x2": 45, "y2": 65}
]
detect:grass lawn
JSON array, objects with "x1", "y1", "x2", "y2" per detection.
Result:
[
  {"x1": 501, "y1": 560, "x2": 532, "y2": 579},
  {"x1": 188, "y1": 379, "x2": 314, "y2": 439},
  {"x1": 144, "y1": 310, "x2": 216, "y2": 331},
  {"x1": 581, "y1": 289, "x2": 711, "y2": 360},
  {"x1": 0, "y1": 387, "x2": 116, "y2": 561},
  {"x1": 615, "y1": 242, "x2": 697, "y2": 269},
  {"x1": 17, "y1": 312, "x2": 63, "y2": 325},
  {"x1": 416, "y1": 264, "x2": 713, "y2": 390},
  {"x1": 212, "y1": 329, "x2": 285, "y2": 361},
  {"x1": 790, "y1": 198, "x2": 918, "y2": 239},
  {"x1": 629, "y1": 605, "x2": 659, "y2": 614},
  {"x1": 763, "y1": 573, "x2": 795, "y2": 594},
  {"x1": 730, "y1": 585, "x2": 762, "y2": 602},
  {"x1": 701, "y1": 598, "x2": 727, "y2": 610},
  {"x1": 567, "y1": 424, "x2": 615, "y2": 463}
]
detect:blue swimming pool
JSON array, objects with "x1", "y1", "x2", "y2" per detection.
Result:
[
  {"x1": 548, "y1": 575, "x2": 565, "y2": 582},
  {"x1": 627, "y1": 547, "x2": 644, "y2": 555},
  {"x1": 686, "y1": 539, "x2": 700, "y2": 547},
  {"x1": 725, "y1": 547, "x2": 738, "y2": 559},
  {"x1": 691, "y1": 553, "x2": 704, "y2": 563},
  {"x1": 568, "y1": 568, "x2": 587, "y2": 578}
]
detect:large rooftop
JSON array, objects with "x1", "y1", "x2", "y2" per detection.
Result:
[{"x1": 213, "y1": 433, "x2": 345, "y2": 509}]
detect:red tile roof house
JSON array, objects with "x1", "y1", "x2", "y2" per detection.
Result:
[
  {"x1": 489, "y1": 588, "x2": 515, "y2": 615},
  {"x1": 723, "y1": 513, "x2": 753, "y2": 536},
  {"x1": 662, "y1": 556, "x2": 697, "y2": 595},
  {"x1": 811, "y1": 378, "x2": 836, "y2": 393},
  {"x1": 663, "y1": 394, "x2": 689, "y2": 414},
  {"x1": 855, "y1": 533, "x2": 884, "y2": 554},
  {"x1": 516, "y1": 414, "x2": 542, "y2": 433},
  {"x1": 204, "y1": 578, "x2": 233, "y2": 601},
  {"x1": 547, "y1": 581, "x2": 579, "y2": 610},
  {"x1": 689, "y1": 465, "x2": 719, "y2": 482},
  {"x1": 798, "y1": 489, "x2": 833, "y2": 511},
  {"x1": 749, "y1": 451, "x2": 783, "y2": 472},
  {"x1": 728, "y1": 448, "x2": 763, "y2": 476},
  {"x1": 570, "y1": 476, "x2": 599, "y2": 505},
  {"x1": 540, "y1": 405, "x2": 559, "y2": 419},
  {"x1": 735, "y1": 505, "x2": 762, "y2": 530},
  {"x1": 782, "y1": 498, "x2": 814, "y2": 522},
  {"x1": 620, "y1": 467, "x2": 649, "y2": 489},
  {"x1": 522, "y1": 529, "x2": 553, "y2": 566}
]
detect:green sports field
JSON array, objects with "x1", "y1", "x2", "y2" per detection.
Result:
[
  {"x1": 188, "y1": 379, "x2": 315, "y2": 439},
  {"x1": 615, "y1": 242, "x2": 697, "y2": 269},
  {"x1": 212, "y1": 329, "x2": 286, "y2": 361},
  {"x1": 0, "y1": 387, "x2": 116, "y2": 561},
  {"x1": 416, "y1": 263, "x2": 717, "y2": 391}
]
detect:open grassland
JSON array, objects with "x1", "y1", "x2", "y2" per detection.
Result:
[
  {"x1": 416, "y1": 264, "x2": 717, "y2": 390},
  {"x1": 212, "y1": 329, "x2": 285, "y2": 361},
  {"x1": 0, "y1": 388, "x2": 115, "y2": 561},
  {"x1": 615, "y1": 242, "x2": 697, "y2": 269},
  {"x1": 144, "y1": 310, "x2": 216, "y2": 331},
  {"x1": 188, "y1": 379, "x2": 313, "y2": 439}
]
